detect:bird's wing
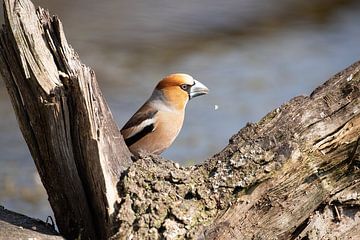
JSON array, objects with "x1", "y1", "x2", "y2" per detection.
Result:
[{"x1": 121, "y1": 105, "x2": 158, "y2": 147}]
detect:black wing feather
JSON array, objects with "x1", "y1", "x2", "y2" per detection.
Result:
[
  {"x1": 124, "y1": 124, "x2": 154, "y2": 146},
  {"x1": 121, "y1": 109, "x2": 158, "y2": 130}
]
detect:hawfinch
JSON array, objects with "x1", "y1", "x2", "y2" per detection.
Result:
[{"x1": 121, "y1": 73, "x2": 209, "y2": 156}]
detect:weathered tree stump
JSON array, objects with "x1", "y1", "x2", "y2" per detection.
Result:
[
  {"x1": 0, "y1": 0, "x2": 132, "y2": 239},
  {"x1": 0, "y1": 0, "x2": 359, "y2": 239}
]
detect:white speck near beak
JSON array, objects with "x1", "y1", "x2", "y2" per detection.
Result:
[{"x1": 189, "y1": 79, "x2": 209, "y2": 99}]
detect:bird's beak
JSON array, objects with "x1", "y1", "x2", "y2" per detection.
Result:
[{"x1": 189, "y1": 80, "x2": 209, "y2": 99}]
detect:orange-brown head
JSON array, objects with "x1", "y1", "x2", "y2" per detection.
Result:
[{"x1": 152, "y1": 73, "x2": 209, "y2": 111}]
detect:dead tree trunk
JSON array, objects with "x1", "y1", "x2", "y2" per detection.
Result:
[
  {"x1": 0, "y1": 0, "x2": 132, "y2": 239},
  {"x1": 0, "y1": 0, "x2": 359, "y2": 239}
]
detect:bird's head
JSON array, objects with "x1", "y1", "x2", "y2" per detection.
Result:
[{"x1": 153, "y1": 73, "x2": 209, "y2": 110}]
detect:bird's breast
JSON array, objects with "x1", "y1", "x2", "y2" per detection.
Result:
[
  {"x1": 156, "y1": 110, "x2": 185, "y2": 146},
  {"x1": 128, "y1": 110, "x2": 185, "y2": 155}
]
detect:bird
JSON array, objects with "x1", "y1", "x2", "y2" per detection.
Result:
[{"x1": 121, "y1": 73, "x2": 209, "y2": 156}]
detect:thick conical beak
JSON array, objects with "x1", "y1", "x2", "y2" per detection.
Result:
[{"x1": 189, "y1": 79, "x2": 209, "y2": 99}]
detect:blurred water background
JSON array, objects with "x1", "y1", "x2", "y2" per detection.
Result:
[{"x1": 1, "y1": 0, "x2": 360, "y2": 223}]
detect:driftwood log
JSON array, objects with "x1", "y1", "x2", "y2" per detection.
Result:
[
  {"x1": 0, "y1": 0, "x2": 359, "y2": 239},
  {"x1": 0, "y1": 206, "x2": 63, "y2": 239}
]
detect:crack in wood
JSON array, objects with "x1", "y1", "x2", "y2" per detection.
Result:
[{"x1": 348, "y1": 137, "x2": 360, "y2": 171}]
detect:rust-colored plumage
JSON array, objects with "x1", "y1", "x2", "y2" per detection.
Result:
[{"x1": 121, "y1": 73, "x2": 208, "y2": 156}]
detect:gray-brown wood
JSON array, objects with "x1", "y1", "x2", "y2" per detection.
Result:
[
  {"x1": 0, "y1": 0, "x2": 359, "y2": 239},
  {"x1": 0, "y1": 0, "x2": 132, "y2": 239},
  {"x1": 0, "y1": 205, "x2": 63, "y2": 240}
]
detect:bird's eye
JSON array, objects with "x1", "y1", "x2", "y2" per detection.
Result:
[{"x1": 180, "y1": 84, "x2": 189, "y2": 91}]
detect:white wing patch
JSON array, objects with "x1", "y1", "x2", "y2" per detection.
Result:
[{"x1": 126, "y1": 118, "x2": 156, "y2": 138}]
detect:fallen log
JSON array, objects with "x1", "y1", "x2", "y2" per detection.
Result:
[
  {"x1": 113, "y1": 63, "x2": 360, "y2": 239},
  {"x1": 0, "y1": 205, "x2": 63, "y2": 240},
  {"x1": 0, "y1": 0, "x2": 359, "y2": 239}
]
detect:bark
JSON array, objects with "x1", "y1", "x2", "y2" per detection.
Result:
[{"x1": 0, "y1": 0, "x2": 359, "y2": 239}]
